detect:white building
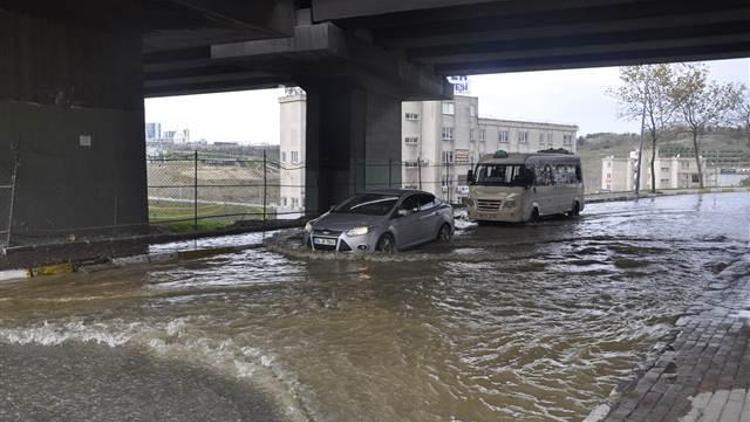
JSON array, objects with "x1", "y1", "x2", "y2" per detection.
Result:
[
  {"x1": 279, "y1": 91, "x2": 579, "y2": 213},
  {"x1": 278, "y1": 87, "x2": 306, "y2": 219},
  {"x1": 601, "y1": 148, "x2": 716, "y2": 192},
  {"x1": 402, "y1": 95, "x2": 578, "y2": 202}
]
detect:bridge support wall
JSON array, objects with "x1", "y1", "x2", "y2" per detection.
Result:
[
  {"x1": 0, "y1": 10, "x2": 147, "y2": 242},
  {"x1": 304, "y1": 83, "x2": 402, "y2": 214}
]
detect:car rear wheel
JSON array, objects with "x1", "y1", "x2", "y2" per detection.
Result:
[
  {"x1": 437, "y1": 223, "x2": 452, "y2": 241},
  {"x1": 376, "y1": 233, "x2": 396, "y2": 254},
  {"x1": 528, "y1": 208, "x2": 540, "y2": 223}
]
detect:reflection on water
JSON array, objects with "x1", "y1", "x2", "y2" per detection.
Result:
[{"x1": 1, "y1": 192, "x2": 749, "y2": 421}]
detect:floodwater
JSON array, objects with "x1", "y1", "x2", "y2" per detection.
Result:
[{"x1": 1, "y1": 192, "x2": 749, "y2": 421}]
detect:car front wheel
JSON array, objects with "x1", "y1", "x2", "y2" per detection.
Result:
[
  {"x1": 376, "y1": 233, "x2": 396, "y2": 254},
  {"x1": 437, "y1": 223, "x2": 452, "y2": 241}
]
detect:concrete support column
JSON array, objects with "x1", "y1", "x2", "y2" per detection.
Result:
[
  {"x1": 303, "y1": 82, "x2": 401, "y2": 214},
  {"x1": 0, "y1": 10, "x2": 146, "y2": 242}
]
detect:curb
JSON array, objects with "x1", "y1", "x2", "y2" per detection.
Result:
[
  {"x1": 0, "y1": 245, "x2": 255, "y2": 283},
  {"x1": 0, "y1": 262, "x2": 75, "y2": 283}
]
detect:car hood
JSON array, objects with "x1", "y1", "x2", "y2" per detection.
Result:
[{"x1": 313, "y1": 213, "x2": 386, "y2": 231}]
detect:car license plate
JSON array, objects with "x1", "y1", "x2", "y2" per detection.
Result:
[{"x1": 314, "y1": 238, "x2": 336, "y2": 246}]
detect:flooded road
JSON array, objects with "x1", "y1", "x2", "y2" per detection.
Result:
[{"x1": 1, "y1": 192, "x2": 749, "y2": 421}]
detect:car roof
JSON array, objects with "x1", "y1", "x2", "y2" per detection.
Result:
[{"x1": 355, "y1": 188, "x2": 430, "y2": 197}]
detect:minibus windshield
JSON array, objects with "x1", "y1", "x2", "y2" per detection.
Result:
[{"x1": 474, "y1": 164, "x2": 532, "y2": 187}]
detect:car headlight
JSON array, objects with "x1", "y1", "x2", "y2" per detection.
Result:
[
  {"x1": 346, "y1": 226, "x2": 369, "y2": 236},
  {"x1": 503, "y1": 200, "x2": 517, "y2": 209},
  {"x1": 304, "y1": 222, "x2": 313, "y2": 233}
]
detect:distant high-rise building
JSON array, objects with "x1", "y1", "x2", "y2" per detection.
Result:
[{"x1": 145, "y1": 122, "x2": 161, "y2": 142}]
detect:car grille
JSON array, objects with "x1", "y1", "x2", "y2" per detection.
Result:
[
  {"x1": 477, "y1": 199, "x2": 503, "y2": 211},
  {"x1": 313, "y1": 229, "x2": 342, "y2": 236},
  {"x1": 314, "y1": 243, "x2": 337, "y2": 251}
]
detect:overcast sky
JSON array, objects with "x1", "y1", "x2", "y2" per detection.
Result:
[{"x1": 145, "y1": 58, "x2": 749, "y2": 143}]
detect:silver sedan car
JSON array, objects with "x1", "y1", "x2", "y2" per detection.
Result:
[{"x1": 304, "y1": 189, "x2": 454, "y2": 253}]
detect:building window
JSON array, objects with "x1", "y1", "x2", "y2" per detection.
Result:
[
  {"x1": 290, "y1": 151, "x2": 299, "y2": 163},
  {"x1": 563, "y1": 134, "x2": 572, "y2": 146},
  {"x1": 661, "y1": 178, "x2": 670, "y2": 183},
  {"x1": 442, "y1": 102, "x2": 455, "y2": 115},
  {"x1": 441, "y1": 151, "x2": 454, "y2": 164},
  {"x1": 661, "y1": 167, "x2": 670, "y2": 173},
  {"x1": 281, "y1": 152, "x2": 286, "y2": 163},
  {"x1": 691, "y1": 174, "x2": 700, "y2": 183},
  {"x1": 498, "y1": 130, "x2": 509, "y2": 143},
  {"x1": 442, "y1": 127, "x2": 454, "y2": 141},
  {"x1": 539, "y1": 133, "x2": 545, "y2": 146},
  {"x1": 480, "y1": 129, "x2": 486, "y2": 142},
  {"x1": 680, "y1": 161, "x2": 690, "y2": 170},
  {"x1": 291, "y1": 197, "x2": 299, "y2": 207},
  {"x1": 282, "y1": 197, "x2": 288, "y2": 206},
  {"x1": 518, "y1": 131, "x2": 528, "y2": 144},
  {"x1": 470, "y1": 105, "x2": 476, "y2": 117},
  {"x1": 405, "y1": 112, "x2": 419, "y2": 120},
  {"x1": 404, "y1": 136, "x2": 419, "y2": 145}
]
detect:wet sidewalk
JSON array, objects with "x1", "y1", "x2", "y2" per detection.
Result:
[{"x1": 605, "y1": 255, "x2": 750, "y2": 421}]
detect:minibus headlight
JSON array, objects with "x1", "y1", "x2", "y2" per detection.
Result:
[{"x1": 503, "y1": 200, "x2": 517, "y2": 209}]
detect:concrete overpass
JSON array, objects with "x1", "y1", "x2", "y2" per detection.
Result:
[{"x1": 1, "y1": 0, "x2": 749, "y2": 242}]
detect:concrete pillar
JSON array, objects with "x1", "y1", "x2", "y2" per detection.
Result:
[
  {"x1": 303, "y1": 82, "x2": 401, "y2": 214},
  {"x1": 0, "y1": 10, "x2": 146, "y2": 243}
]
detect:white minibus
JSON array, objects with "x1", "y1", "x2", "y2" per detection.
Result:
[{"x1": 466, "y1": 149, "x2": 584, "y2": 223}]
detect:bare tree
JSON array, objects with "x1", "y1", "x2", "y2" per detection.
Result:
[
  {"x1": 612, "y1": 64, "x2": 675, "y2": 194},
  {"x1": 669, "y1": 64, "x2": 743, "y2": 189},
  {"x1": 732, "y1": 85, "x2": 750, "y2": 147}
]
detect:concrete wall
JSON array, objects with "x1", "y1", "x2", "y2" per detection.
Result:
[{"x1": 0, "y1": 10, "x2": 146, "y2": 242}]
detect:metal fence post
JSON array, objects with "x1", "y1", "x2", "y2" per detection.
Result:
[
  {"x1": 263, "y1": 150, "x2": 267, "y2": 222},
  {"x1": 417, "y1": 157, "x2": 422, "y2": 190},
  {"x1": 6, "y1": 147, "x2": 20, "y2": 247},
  {"x1": 388, "y1": 158, "x2": 392, "y2": 188},
  {"x1": 193, "y1": 150, "x2": 198, "y2": 231}
]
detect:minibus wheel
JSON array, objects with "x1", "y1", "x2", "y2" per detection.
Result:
[{"x1": 528, "y1": 208, "x2": 540, "y2": 223}]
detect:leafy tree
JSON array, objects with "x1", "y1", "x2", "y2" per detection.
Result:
[
  {"x1": 612, "y1": 64, "x2": 675, "y2": 194},
  {"x1": 669, "y1": 64, "x2": 743, "y2": 188}
]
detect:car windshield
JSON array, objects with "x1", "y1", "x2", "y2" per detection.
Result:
[
  {"x1": 474, "y1": 164, "x2": 532, "y2": 187},
  {"x1": 333, "y1": 193, "x2": 400, "y2": 216}
]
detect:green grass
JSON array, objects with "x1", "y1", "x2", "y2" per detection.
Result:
[{"x1": 149, "y1": 200, "x2": 272, "y2": 232}]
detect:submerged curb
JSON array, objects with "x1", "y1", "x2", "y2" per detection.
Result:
[{"x1": 0, "y1": 245, "x2": 255, "y2": 283}]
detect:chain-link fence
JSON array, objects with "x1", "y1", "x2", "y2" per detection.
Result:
[
  {"x1": 147, "y1": 152, "x2": 478, "y2": 231},
  {"x1": 147, "y1": 151, "x2": 279, "y2": 230}
]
